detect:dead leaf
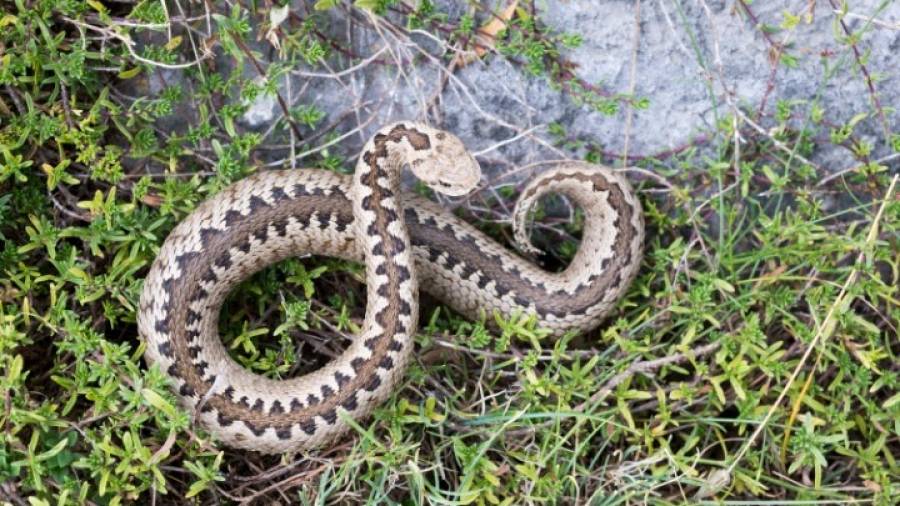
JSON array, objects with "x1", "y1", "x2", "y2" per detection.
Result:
[
  {"x1": 863, "y1": 480, "x2": 882, "y2": 493},
  {"x1": 455, "y1": 0, "x2": 519, "y2": 67},
  {"x1": 202, "y1": 34, "x2": 220, "y2": 57},
  {"x1": 694, "y1": 468, "x2": 732, "y2": 500},
  {"x1": 753, "y1": 263, "x2": 787, "y2": 288},
  {"x1": 149, "y1": 429, "x2": 178, "y2": 465},
  {"x1": 140, "y1": 193, "x2": 163, "y2": 208},
  {"x1": 0, "y1": 285, "x2": 19, "y2": 303},
  {"x1": 266, "y1": 4, "x2": 291, "y2": 54}
]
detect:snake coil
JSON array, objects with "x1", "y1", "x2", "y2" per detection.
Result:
[{"x1": 138, "y1": 122, "x2": 644, "y2": 453}]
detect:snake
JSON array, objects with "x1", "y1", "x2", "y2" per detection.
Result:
[{"x1": 137, "y1": 122, "x2": 644, "y2": 454}]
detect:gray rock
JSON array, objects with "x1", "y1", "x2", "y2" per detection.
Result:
[{"x1": 130, "y1": 0, "x2": 900, "y2": 178}]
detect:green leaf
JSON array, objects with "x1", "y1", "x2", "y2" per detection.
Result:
[
  {"x1": 141, "y1": 388, "x2": 178, "y2": 418},
  {"x1": 884, "y1": 392, "x2": 900, "y2": 410},
  {"x1": 6, "y1": 354, "x2": 23, "y2": 383},
  {"x1": 117, "y1": 67, "x2": 141, "y2": 79},
  {"x1": 314, "y1": 0, "x2": 340, "y2": 9},
  {"x1": 36, "y1": 438, "x2": 68, "y2": 462},
  {"x1": 712, "y1": 278, "x2": 735, "y2": 293},
  {"x1": 354, "y1": 0, "x2": 381, "y2": 11}
]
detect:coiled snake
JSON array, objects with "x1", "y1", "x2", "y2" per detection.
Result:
[{"x1": 138, "y1": 122, "x2": 644, "y2": 453}]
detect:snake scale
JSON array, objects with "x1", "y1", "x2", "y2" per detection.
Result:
[{"x1": 138, "y1": 123, "x2": 644, "y2": 453}]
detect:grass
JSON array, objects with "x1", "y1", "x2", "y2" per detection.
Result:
[{"x1": 0, "y1": 0, "x2": 898, "y2": 504}]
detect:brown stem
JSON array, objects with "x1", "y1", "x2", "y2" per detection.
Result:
[
  {"x1": 577, "y1": 341, "x2": 722, "y2": 410},
  {"x1": 827, "y1": 0, "x2": 891, "y2": 140},
  {"x1": 229, "y1": 30, "x2": 305, "y2": 143}
]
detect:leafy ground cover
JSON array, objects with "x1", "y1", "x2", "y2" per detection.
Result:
[{"x1": 0, "y1": 1, "x2": 898, "y2": 504}]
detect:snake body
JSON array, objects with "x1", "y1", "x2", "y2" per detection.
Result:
[{"x1": 138, "y1": 123, "x2": 644, "y2": 453}]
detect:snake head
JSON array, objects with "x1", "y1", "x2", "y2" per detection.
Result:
[{"x1": 407, "y1": 127, "x2": 481, "y2": 197}]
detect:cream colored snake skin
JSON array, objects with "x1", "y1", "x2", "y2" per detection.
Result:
[{"x1": 138, "y1": 122, "x2": 644, "y2": 454}]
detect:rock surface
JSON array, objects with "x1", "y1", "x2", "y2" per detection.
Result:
[{"x1": 141, "y1": 1, "x2": 900, "y2": 177}]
